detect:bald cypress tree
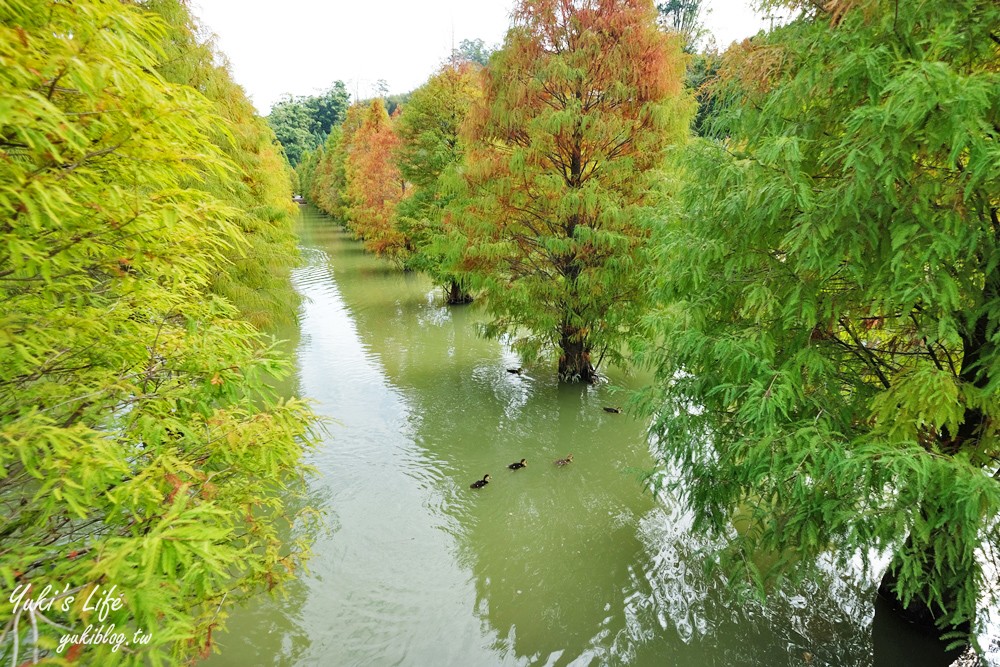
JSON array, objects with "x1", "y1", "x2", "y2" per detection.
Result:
[
  {"x1": 344, "y1": 99, "x2": 408, "y2": 260},
  {"x1": 640, "y1": 0, "x2": 1000, "y2": 645},
  {"x1": 457, "y1": 0, "x2": 691, "y2": 382},
  {"x1": 0, "y1": 1, "x2": 318, "y2": 663},
  {"x1": 395, "y1": 62, "x2": 482, "y2": 303},
  {"x1": 145, "y1": 0, "x2": 302, "y2": 328}
]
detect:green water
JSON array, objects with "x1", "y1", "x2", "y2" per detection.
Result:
[{"x1": 206, "y1": 206, "x2": 978, "y2": 666}]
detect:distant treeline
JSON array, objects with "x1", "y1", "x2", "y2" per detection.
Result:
[{"x1": 268, "y1": 40, "x2": 494, "y2": 168}]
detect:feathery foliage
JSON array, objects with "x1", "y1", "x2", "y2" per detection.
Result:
[
  {"x1": 395, "y1": 62, "x2": 482, "y2": 303},
  {"x1": 639, "y1": 0, "x2": 1000, "y2": 640},
  {"x1": 343, "y1": 100, "x2": 408, "y2": 260},
  {"x1": 0, "y1": 1, "x2": 319, "y2": 663},
  {"x1": 146, "y1": 0, "x2": 302, "y2": 329},
  {"x1": 456, "y1": 0, "x2": 692, "y2": 382},
  {"x1": 302, "y1": 103, "x2": 366, "y2": 221}
]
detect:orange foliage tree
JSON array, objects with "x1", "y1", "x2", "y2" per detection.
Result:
[
  {"x1": 305, "y1": 103, "x2": 365, "y2": 220},
  {"x1": 456, "y1": 0, "x2": 692, "y2": 382},
  {"x1": 344, "y1": 99, "x2": 409, "y2": 260}
]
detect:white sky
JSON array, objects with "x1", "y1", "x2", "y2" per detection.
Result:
[{"x1": 191, "y1": 0, "x2": 779, "y2": 115}]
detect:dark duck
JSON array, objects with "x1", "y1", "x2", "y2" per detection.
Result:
[
  {"x1": 554, "y1": 454, "x2": 573, "y2": 466},
  {"x1": 470, "y1": 474, "x2": 491, "y2": 489},
  {"x1": 508, "y1": 459, "x2": 527, "y2": 470}
]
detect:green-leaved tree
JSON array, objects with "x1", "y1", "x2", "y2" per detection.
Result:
[
  {"x1": 451, "y1": 38, "x2": 495, "y2": 67},
  {"x1": 147, "y1": 0, "x2": 304, "y2": 329},
  {"x1": 267, "y1": 82, "x2": 350, "y2": 166},
  {"x1": 395, "y1": 62, "x2": 482, "y2": 303},
  {"x1": 656, "y1": 0, "x2": 704, "y2": 51},
  {"x1": 639, "y1": 0, "x2": 1000, "y2": 643}
]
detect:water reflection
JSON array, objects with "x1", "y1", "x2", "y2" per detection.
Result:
[{"x1": 207, "y1": 207, "x2": 994, "y2": 667}]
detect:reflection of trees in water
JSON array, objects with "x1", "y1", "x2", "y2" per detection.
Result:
[
  {"x1": 206, "y1": 473, "x2": 327, "y2": 666},
  {"x1": 624, "y1": 483, "x2": 973, "y2": 667},
  {"x1": 324, "y1": 217, "x2": 667, "y2": 662},
  {"x1": 461, "y1": 386, "x2": 662, "y2": 664},
  {"x1": 627, "y1": 500, "x2": 867, "y2": 666}
]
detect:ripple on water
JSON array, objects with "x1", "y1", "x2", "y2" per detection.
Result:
[{"x1": 618, "y1": 495, "x2": 879, "y2": 666}]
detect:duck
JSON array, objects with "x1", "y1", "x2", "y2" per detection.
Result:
[
  {"x1": 470, "y1": 474, "x2": 491, "y2": 489},
  {"x1": 506, "y1": 367, "x2": 523, "y2": 375},
  {"x1": 508, "y1": 458, "x2": 527, "y2": 470},
  {"x1": 554, "y1": 454, "x2": 573, "y2": 466},
  {"x1": 603, "y1": 406, "x2": 622, "y2": 414}
]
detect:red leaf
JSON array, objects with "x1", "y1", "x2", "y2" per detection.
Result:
[{"x1": 66, "y1": 643, "x2": 85, "y2": 662}]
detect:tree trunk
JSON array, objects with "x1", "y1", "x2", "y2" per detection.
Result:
[
  {"x1": 554, "y1": 102, "x2": 593, "y2": 385},
  {"x1": 445, "y1": 280, "x2": 472, "y2": 305},
  {"x1": 877, "y1": 568, "x2": 950, "y2": 636},
  {"x1": 879, "y1": 264, "x2": 998, "y2": 640},
  {"x1": 876, "y1": 533, "x2": 973, "y2": 640},
  {"x1": 871, "y1": 592, "x2": 967, "y2": 667},
  {"x1": 558, "y1": 325, "x2": 596, "y2": 383}
]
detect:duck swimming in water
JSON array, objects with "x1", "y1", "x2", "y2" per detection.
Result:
[
  {"x1": 470, "y1": 474, "x2": 491, "y2": 489},
  {"x1": 603, "y1": 406, "x2": 622, "y2": 414},
  {"x1": 554, "y1": 454, "x2": 573, "y2": 466},
  {"x1": 508, "y1": 459, "x2": 527, "y2": 470}
]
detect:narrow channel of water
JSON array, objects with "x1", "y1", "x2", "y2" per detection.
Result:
[{"x1": 207, "y1": 206, "x2": 995, "y2": 666}]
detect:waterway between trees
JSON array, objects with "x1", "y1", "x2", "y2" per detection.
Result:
[{"x1": 206, "y1": 206, "x2": 990, "y2": 666}]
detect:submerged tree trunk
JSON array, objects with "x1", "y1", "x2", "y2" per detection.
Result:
[
  {"x1": 876, "y1": 532, "x2": 974, "y2": 640},
  {"x1": 558, "y1": 325, "x2": 597, "y2": 383},
  {"x1": 445, "y1": 280, "x2": 473, "y2": 305},
  {"x1": 554, "y1": 241, "x2": 596, "y2": 383},
  {"x1": 877, "y1": 569, "x2": 952, "y2": 636},
  {"x1": 871, "y1": 592, "x2": 967, "y2": 667},
  {"x1": 877, "y1": 274, "x2": 997, "y2": 640}
]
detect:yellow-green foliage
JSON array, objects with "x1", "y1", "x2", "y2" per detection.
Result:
[
  {"x1": 145, "y1": 0, "x2": 301, "y2": 329},
  {"x1": 0, "y1": 1, "x2": 318, "y2": 664}
]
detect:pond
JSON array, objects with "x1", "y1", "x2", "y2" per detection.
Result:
[{"x1": 206, "y1": 206, "x2": 982, "y2": 666}]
